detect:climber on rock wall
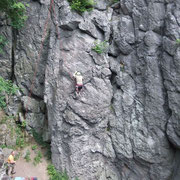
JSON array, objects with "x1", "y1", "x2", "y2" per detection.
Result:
[{"x1": 73, "y1": 71, "x2": 83, "y2": 95}]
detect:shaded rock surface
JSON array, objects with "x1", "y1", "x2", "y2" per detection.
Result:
[
  {"x1": 0, "y1": 0, "x2": 180, "y2": 179},
  {"x1": 0, "y1": 111, "x2": 17, "y2": 147},
  {"x1": 0, "y1": 148, "x2": 12, "y2": 180}
]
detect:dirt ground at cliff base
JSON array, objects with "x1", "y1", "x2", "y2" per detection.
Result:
[
  {"x1": 0, "y1": 110, "x2": 50, "y2": 180},
  {"x1": 12, "y1": 147, "x2": 49, "y2": 180}
]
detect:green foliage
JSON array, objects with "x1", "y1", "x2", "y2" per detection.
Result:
[
  {"x1": 33, "y1": 151, "x2": 42, "y2": 166},
  {"x1": 0, "y1": 76, "x2": 18, "y2": 94},
  {"x1": 10, "y1": 125, "x2": 15, "y2": 137},
  {"x1": 32, "y1": 129, "x2": 46, "y2": 146},
  {"x1": 45, "y1": 145, "x2": 51, "y2": 160},
  {"x1": 9, "y1": 2, "x2": 28, "y2": 29},
  {"x1": 21, "y1": 120, "x2": 26, "y2": 128},
  {"x1": 0, "y1": 35, "x2": 8, "y2": 54},
  {"x1": 68, "y1": 0, "x2": 95, "y2": 13},
  {"x1": 0, "y1": 144, "x2": 14, "y2": 149},
  {"x1": 32, "y1": 129, "x2": 51, "y2": 160},
  {"x1": 112, "y1": 0, "x2": 119, "y2": 3},
  {"x1": 0, "y1": 116, "x2": 8, "y2": 124},
  {"x1": 15, "y1": 126, "x2": 26, "y2": 148},
  {"x1": 0, "y1": 76, "x2": 19, "y2": 109},
  {"x1": 0, "y1": 96, "x2": 6, "y2": 109},
  {"x1": 24, "y1": 150, "x2": 31, "y2": 162},
  {"x1": 14, "y1": 152, "x2": 21, "y2": 161},
  {"x1": 92, "y1": 40, "x2": 109, "y2": 54},
  {"x1": 0, "y1": 0, "x2": 28, "y2": 29},
  {"x1": 176, "y1": 39, "x2": 180, "y2": 45},
  {"x1": 31, "y1": 145, "x2": 37, "y2": 151},
  {"x1": 47, "y1": 164, "x2": 70, "y2": 180},
  {"x1": 0, "y1": 144, "x2": 7, "y2": 149},
  {"x1": 47, "y1": 164, "x2": 57, "y2": 177}
]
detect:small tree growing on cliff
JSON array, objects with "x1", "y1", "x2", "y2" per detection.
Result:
[
  {"x1": 0, "y1": 0, "x2": 28, "y2": 29},
  {"x1": 0, "y1": 76, "x2": 19, "y2": 109},
  {"x1": 0, "y1": 0, "x2": 28, "y2": 53},
  {"x1": 92, "y1": 40, "x2": 109, "y2": 54},
  {"x1": 68, "y1": 0, "x2": 95, "y2": 13},
  {"x1": 176, "y1": 39, "x2": 180, "y2": 45}
]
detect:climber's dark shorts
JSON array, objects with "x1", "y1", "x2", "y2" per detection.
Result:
[{"x1": 76, "y1": 84, "x2": 83, "y2": 91}]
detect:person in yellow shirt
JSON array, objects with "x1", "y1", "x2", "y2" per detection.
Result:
[
  {"x1": 73, "y1": 71, "x2": 83, "y2": 94},
  {"x1": 6, "y1": 151, "x2": 16, "y2": 175}
]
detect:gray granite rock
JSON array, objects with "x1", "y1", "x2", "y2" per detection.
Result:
[
  {"x1": 14, "y1": 1, "x2": 50, "y2": 98},
  {"x1": 0, "y1": 27, "x2": 12, "y2": 79},
  {"x1": 0, "y1": 148, "x2": 4, "y2": 168},
  {"x1": 44, "y1": 0, "x2": 179, "y2": 179},
  {"x1": 0, "y1": 0, "x2": 180, "y2": 179}
]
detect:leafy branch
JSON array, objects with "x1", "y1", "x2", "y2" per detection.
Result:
[
  {"x1": 92, "y1": 40, "x2": 109, "y2": 54},
  {"x1": 68, "y1": 0, "x2": 95, "y2": 13},
  {"x1": 0, "y1": 0, "x2": 29, "y2": 29},
  {"x1": 0, "y1": 76, "x2": 19, "y2": 109}
]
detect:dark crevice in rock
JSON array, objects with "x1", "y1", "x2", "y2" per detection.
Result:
[
  {"x1": 172, "y1": 150, "x2": 180, "y2": 180},
  {"x1": 106, "y1": 120, "x2": 111, "y2": 131},
  {"x1": 30, "y1": 93, "x2": 44, "y2": 101},
  {"x1": 10, "y1": 29, "x2": 17, "y2": 82},
  {"x1": 22, "y1": 84, "x2": 44, "y2": 101},
  {"x1": 158, "y1": 5, "x2": 180, "y2": 178},
  {"x1": 111, "y1": 3, "x2": 121, "y2": 15},
  {"x1": 93, "y1": 22, "x2": 105, "y2": 39},
  {"x1": 78, "y1": 27, "x2": 97, "y2": 39},
  {"x1": 158, "y1": 79, "x2": 172, "y2": 126},
  {"x1": 109, "y1": 69, "x2": 122, "y2": 91},
  {"x1": 43, "y1": 103, "x2": 49, "y2": 125},
  {"x1": 109, "y1": 97, "x2": 115, "y2": 115},
  {"x1": 109, "y1": 25, "x2": 114, "y2": 44},
  {"x1": 109, "y1": 70, "x2": 117, "y2": 87},
  {"x1": 93, "y1": 8, "x2": 107, "y2": 12},
  {"x1": 31, "y1": 0, "x2": 42, "y2": 5},
  {"x1": 158, "y1": 16, "x2": 173, "y2": 130},
  {"x1": 108, "y1": 52, "x2": 117, "y2": 58},
  {"x1": 21, "y1": 104, "x2": 27, "y2": 119}
]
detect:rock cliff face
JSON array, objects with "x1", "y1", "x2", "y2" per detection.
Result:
[{"x1": 0, "y1": 0, "x2": 180, "y2": 179}]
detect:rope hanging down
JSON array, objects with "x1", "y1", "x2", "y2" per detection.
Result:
[
  {"x1": 25, "y1": 0, "x2": 74, "y2": 118},
  {"x1": 24, "y1": 0, "x2": 176, "y2": 116},
  {"x1": 25, "y1": 0, "x2": 54, "y2": 117}
]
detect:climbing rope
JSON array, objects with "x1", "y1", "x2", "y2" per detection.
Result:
[
  {"x1": 25, "y1": 0, "x2": 54, "y2": 117},
  {"x1": 24, "y1": 0, "x2": 177, "y2": 115},
  {"x1": 25, "y1": 0, "x2": 76, "y2": 118}
]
